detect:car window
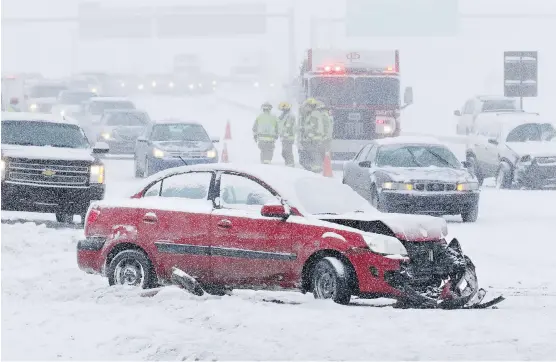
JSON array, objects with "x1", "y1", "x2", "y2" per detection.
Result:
[
  {"x1": 143, "y1": 181, "x2": 161, "y2": 197},
  {"x1": 376, "y1": 145, "x2": 461, "y2": 168},
  {"x1": 219, "y1": 173, "x2": 277, "y2": 210},
  {"x1": 481, "y1": 100, "x2": 517, "y2": 112},
  {"x1": 160, "y1": 172, "x2": 213, "y2": 199},
  {"x1": 105, "y1": 112, "x2": 149, "y2": 126},
  {"x1": 463, "y1": 100, "x2": 474, "y2": 114},
  {"x1": 355, "y1": 145, "x2": 372, "y2": 161},
  {"x1": 506, "y1": 123, "x2": 543, "y2": 142},
  {"x1": 366, "y1": 145, "x2": 378, "y2": 161},
  {"x1": 151, "y1": 123, "x2": 210, "y2": 142}
]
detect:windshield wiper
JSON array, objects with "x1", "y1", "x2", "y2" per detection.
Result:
[
  {"x1": 406, "y1": 149, "x2": 425, "y2": 167},
  {"x1": 313, "y1": 212, "x2": 339, "y2": 215},
  {"x1": 47, "y1": 144, "x2": 76, "y2": 148},
  {"x1": 425, "y1": 149, "x2": 454, "y2": 167}
]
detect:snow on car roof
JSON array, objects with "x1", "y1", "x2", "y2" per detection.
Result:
[
  {"x1": 476, "y1": 95, "x2": 516, "y2": 101},
  {"x1": 103, "y1": 109, "x2": 146, "y2": 113},
  {"x1": 89, "y1": 97, "x2": 132, "y2": 102},
  {"x1": 1, "y1": 112, "x2": 79, "y2": 125},
  {"x1": 153, "y1": 118, "x2": 201, "y2": 125},
  {"x1": 372, "y1": 136, "x2": 444, "y2": 146}
]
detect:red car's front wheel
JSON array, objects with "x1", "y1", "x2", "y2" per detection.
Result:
[{"x1": 312, "y1": 257, "x2": 352, "y2": 305}]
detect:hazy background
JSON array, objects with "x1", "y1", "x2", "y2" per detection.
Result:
[{"x1": 2, "y1": 0, "x2": 555, "y2": 117}]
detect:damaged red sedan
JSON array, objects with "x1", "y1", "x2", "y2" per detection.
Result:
[{"x1": 78, "y1": 164, "x2": 502, "y2": 308}]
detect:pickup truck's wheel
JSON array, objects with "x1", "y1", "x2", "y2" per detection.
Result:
[
  {"x1": 107, "y1": 249, "x2": 157, "y2": 289},
  {"x1": 55, "y1": 213, "x2": 73, "y2": 224},
  {"x1": 143, "y1": 158, "x2": 150, "y2": 178},
  {"x1": 461, "y1": 201, "x2": 479, "y2": 223},
  {"x1": 466, "y1": 155, "x2": 484, "y2": 185},
  {"x1": 495, "y1": 162, "x2": 513, "y2": 189},
  {"x1": 312, "y1": 257, "x2": 352, "y2": 305},
  {"x1": 134, "y1": 156, "x2": 142, "y2": 178}
]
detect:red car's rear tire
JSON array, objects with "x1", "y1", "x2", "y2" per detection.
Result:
[
  {"x1": 312, "y1": 257, "x2": 352, "y2": 305},
  {"x1": 107, "y1": 249, "x2": 157, "y2": 289}
]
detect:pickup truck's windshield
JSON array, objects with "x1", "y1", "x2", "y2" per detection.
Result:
[{"x1": 1, "y1": 121, "x2": 90, "y2": 148}]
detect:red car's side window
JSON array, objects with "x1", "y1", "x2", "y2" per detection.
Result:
[
  {"x1": 160, "y1": 172, "x2": 213, "y2": 200},
  {"x1": 219, "y1": 173, "x2": 277, "y2": 208},
  {"x1": 143, "y1": 181, "x2": 161, "y2": 197}
]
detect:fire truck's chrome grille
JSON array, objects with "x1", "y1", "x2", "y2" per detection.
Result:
[{"x1": 7, "y1": 159, "x2": 89, "y2": 187}]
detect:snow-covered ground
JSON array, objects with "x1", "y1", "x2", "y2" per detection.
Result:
[{"x1": 3, "y1": 92, "x2": 556, "y2": 360}]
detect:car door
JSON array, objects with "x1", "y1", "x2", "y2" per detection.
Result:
[
  {"x1": 210, "y1": 171, "x2": 295, "y2": 288},
  {"x1": 348, "y1": 144, "x2": 375, "y2": 198},
  {"x1": 137, "y1": 171, "x2": 216, "y2": 282},
  {"x1": 460, "y1": 100, "x2": 475, "y2": 134},
  {"x1": 482, "y1": 122, "x2": 503, "y2": 176},
  {"x1": 135, "y1": 124, "x2": 152, "y2": 169}
]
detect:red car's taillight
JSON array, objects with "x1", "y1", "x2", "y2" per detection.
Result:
[{"x1": 84, "y1": 208, "x2": 100, "y2": 235}]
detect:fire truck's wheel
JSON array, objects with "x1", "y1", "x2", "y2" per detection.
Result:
[{"x1": 312, "y1": 257, "x2": 352, "y2": 305}]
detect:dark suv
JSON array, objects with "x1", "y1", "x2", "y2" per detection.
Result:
[{"x1": 1, "y1": 112, "x2": 109, "y2": 224}]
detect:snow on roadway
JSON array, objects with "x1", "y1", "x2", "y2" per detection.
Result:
[
  {"x1": 3, "y1": 93, "x2": 556, "y2": 359},
  {"x1": 2, "y1": 189, "x2": 556, "y2": 360}
]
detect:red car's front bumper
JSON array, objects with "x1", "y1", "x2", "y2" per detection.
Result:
[{"x1": 346, "y1": 248, "x2": 406, "y2": 298}]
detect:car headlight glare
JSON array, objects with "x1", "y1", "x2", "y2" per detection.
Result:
[
  {"x1": 382, "y1": 181, "x2": 413, "y2": 191},
  {"x1": 153, "y1": 148, "x2": 165, "y2": 159},
  {"x1": 91, "y1": 88, "x2": 97, "y2": 93},
  {"x1": 206, "y1": 149, "x2": 217, "y2": 158},
  {"x1": 90, "y1": 164, "x2": 105, "y2": 184},
  {"x1": 151, "y1": 81, "x2": 157, "y2": 87},
  {"x1": 456, "y1": 182, "x2": 479, "y2": 191},
  {"x1": 363, "y1": 234, "x2": 408, "y2": 256},
  {"x1": 29, "y1": 104, "x2": 38, "y2": 110},
  {"x1": 101, "y1": 132, "x2": 111, "y2": 140},
  {"x1": 169, "y1": 82, "x2": 174, "y2": 88}
]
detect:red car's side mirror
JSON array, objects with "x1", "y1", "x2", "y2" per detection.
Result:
[{"x1": 261, "y1": 204, "x2": 289, "y2": 219}]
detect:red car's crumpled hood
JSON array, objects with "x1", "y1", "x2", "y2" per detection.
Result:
[{"x1": 313, "y1": 212, "x2": 448, "y2": 242}]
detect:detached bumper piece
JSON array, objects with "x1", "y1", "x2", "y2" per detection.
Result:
[{"x1": 385, "y1": 238, "x2": 505, "y2": 309}]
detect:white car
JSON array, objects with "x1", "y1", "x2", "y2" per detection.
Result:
[
  {"x1": 454, "y1": 95, "x2": 521, "y2": 135},
  {"x1": 25, "y1": 81, "x2": 69, "y2": 113},
  {"x1": 465, "y1": 114, "x2": 556, "y2": 189},
  {"x1": 50, "y1": 90, "x2": 97, "y2": 118}
]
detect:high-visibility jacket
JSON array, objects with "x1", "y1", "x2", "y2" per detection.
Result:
[
  {"x1": 298, "y1": 104, "x2": 314, "y2": 142},
  {"x1": 321, "y1": 110, "x2": 333, "y2": 141},
  {"x1": 278, "y1": 111, "x2": 296, "y2": 141},
  {"x1": 252, "y1": 112, "x2": 278, "y2": 142},
  {"x1": 303, "y1": 110, "x2": 326, "y2": 141}
]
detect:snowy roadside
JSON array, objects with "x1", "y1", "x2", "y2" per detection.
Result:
[{"x1": 3, "y1": 188, "x2": 556, "y2": 360}]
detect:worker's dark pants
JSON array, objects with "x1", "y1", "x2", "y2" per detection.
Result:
[
  {"x1": 258, "y1": 140, "x2": 275, "y2": 164},
  {"x1": 298, "y1": 141, "x2": 310, "y2": 170},
  {"x1": 281, "y1": 140, "x2": 295, "y2": 167},
  {"x1": 305, "y1": 141, "x2": 325, "y2": 173}
]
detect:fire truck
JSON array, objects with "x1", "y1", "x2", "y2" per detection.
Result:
[{"x1": 297, "y1": 49, "x2": 414, "y2": 161}]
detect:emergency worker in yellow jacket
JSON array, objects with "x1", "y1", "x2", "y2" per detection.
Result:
[
  {"x1": 7, "y1": 97, "x2": 21, "y2": 112},
  {"x1": 277, "y1": 101, "x2": 296, "y2": 167},
  {"x1": 252, "y1": 102, "x2": 279, "y2": 164},
  {"x1": 297, "y1": 98, "x2": 318, "y2": 170},
  {"x1": 316, "y1": 101, "x2": 334, "y2": 152},
  {"x1": 303, "y1": 101, "x2": 327, "y2": 173}
]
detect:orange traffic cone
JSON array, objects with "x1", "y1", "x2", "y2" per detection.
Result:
[
  {"x1": 224, "y1": 120, "x2": 232, "y2": 140},
  {"x1": 220, "y1": 142, "x2": 229, "y2": 163},
  {"x1": 322, "y1": 152, "x2": 333, "y2": 177}
]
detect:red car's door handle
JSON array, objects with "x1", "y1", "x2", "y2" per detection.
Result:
[
  {"x1": 217, "y1": 219, "x2": 232, "y2": 228},
  {"x1": 143, "y1": 212, "x2": 158, "y2": 223}
]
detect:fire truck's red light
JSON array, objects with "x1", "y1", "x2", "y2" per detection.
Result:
[
  {"x1": 334, "y1": 66, "x2": 342, "y2": 71},
  {"x1": 376, "y1": 119, "x2": 386, "y2": 124},
  {"x1": 386, "y1": 66, "x2": 393, "y2": 71},
  {"x1": 324, "y1": 65, "x2": 332, "y2": 72}
]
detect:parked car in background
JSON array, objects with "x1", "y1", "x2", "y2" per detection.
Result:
[
  {"x1": 74, "y1": 97, "x2": 136, "y2": 139},
  {"x1": 454, "y1": 95, "x2": 521, "y2": 135},
  {"x1": 343, "y1": 137, "x2": 480, "y2": 222},
  {"x1": 466, "y1": 116, "x2": 556, "y2": 189},
  {"x1": 1, "y1": 112, "x2": 109, "y2": 224},
  {"x1": 134, "y1": 120, "x2": 219, "y2": 177},
  {"x1": 26, "y1": 81, "x2": 68, "y2": 113},
  {"x1": 95, "y1": 109, "x2": 151, "y2": 154},
  {"x1": 50, "y1": 90, "x2": 97, "y2": 118}
]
